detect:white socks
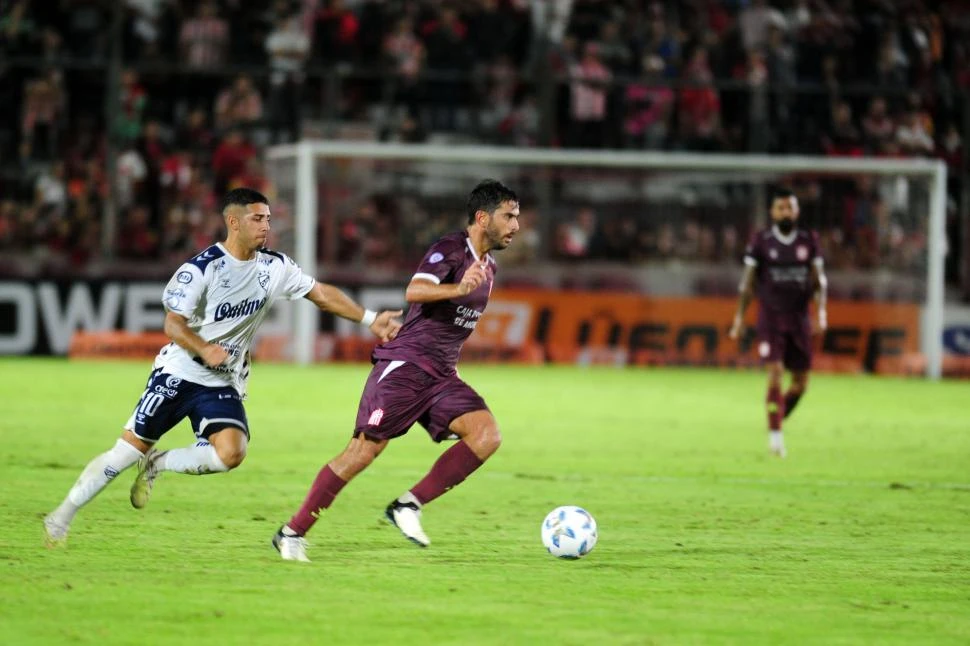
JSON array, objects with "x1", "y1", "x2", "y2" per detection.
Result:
[
  {"x1": 398, "y1": 491, "x2": 422, "y2": 507},
  {"x1": 155, "y1": 440, "x2": 228, "y2": 475},
  {"x1": 769, "y1": 430, "x2": 786, "y2": 457},
  {"x1": 51, "y1": 438, "x2": 144, "y2": 524}
]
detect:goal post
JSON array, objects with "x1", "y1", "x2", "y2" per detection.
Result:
[{"x1": 266, "y1": 141, "x2": 947, "y2": 379}]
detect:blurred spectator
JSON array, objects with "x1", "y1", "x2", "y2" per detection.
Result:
[
  {"x1": 214, "y1": 75, "x2": 264, "y2": 132},
  {"x1": 179, "y1": 2, "x2": 228, "y2": 69},
  {"x1": 311, "y1": 0, "x2": 358, "y2": 64},
  {"x1": 822, "y1": 101, "x2": 862, "y2": 156},
  {"x1": 212, "y1": 130, "x2": 256, "y2": 193},
  {"x1": 739, "y1": 0, "x2": 786, "y2": 52},
  {"x1": 678, "y1": 47, "x2": 721, "y2": 151},
  {"x1": 623, "y1": 55, "x2": 673, "y2": 149},
  {"x1": 34, "y1": 161, "x2": 67, "y2": 216},
  {"x1": 555, "y1": 207, "x2": 596, "y2": 258},
  {"x1": 116, "y1": 69, "x2": 147, "y2": 142},
  {"x1": 568, "y1": 43, "x2": 611, "y2": 148},
  {"x1": 383, "y1": 17, "x2": 425, "y2": 114},
  {"x1": 896, "y1": 109, "x2": 934, "y2": 156},
  {"x1": 20, "y1": 69, "x2": 64, "y2": 162},
  {"x1": 117, "y1": 205, "x2": 158, "y2": 259},
  {"x1": 265, "y1": 11, "x2": 310, "y2": 143},
  {"x1": 861, "y1": 97, "x2": 894, "y2": 152}
]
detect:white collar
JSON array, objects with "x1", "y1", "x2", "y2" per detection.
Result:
[
  {"x1": 771, "y1": 226, "x2": 797, "y2": 245},
  {"x1": 466, "y1": 237, "x2": 491, "y2": 264}
]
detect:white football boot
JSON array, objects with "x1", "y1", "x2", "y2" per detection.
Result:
[{"x1": 385, "y1": 500, "x2": 431, "y2": 547}]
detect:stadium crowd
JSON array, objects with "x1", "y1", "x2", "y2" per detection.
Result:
[{"x1": 0, "y1": 0, "x2": 965, "y2": 296}]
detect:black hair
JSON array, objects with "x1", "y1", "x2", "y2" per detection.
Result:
[
  {"x1": 466, "y1": 179, "x2": 518, "y2": 224},
  {"x1": 770, "y1": 187, "x2": 795, "y2": 204},
  {"x1": 222, "y1": 187, "x2": 269, "y2": 213}
]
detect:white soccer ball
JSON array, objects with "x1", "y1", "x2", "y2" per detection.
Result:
[{"x1": 541, "y1": 506, "x2": 598, "y2": 559}]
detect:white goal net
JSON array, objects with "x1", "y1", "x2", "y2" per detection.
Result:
[{"x1": 265, "y1": 142, "x2": 946, "y2": 379}]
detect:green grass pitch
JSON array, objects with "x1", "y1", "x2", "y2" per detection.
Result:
[{"x1": 1, "y1": 358, "x2": 968, "y2": 645}]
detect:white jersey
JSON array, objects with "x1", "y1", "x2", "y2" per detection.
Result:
[{"x1": 155, "y1": 243, "x2": 315, "y2": 397}]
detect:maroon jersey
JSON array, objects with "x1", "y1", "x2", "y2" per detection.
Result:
[
  {"x1": 372, "y1": 231, "x2": 496, "y2": 377},
  {"x1": 744, "y1": 227, "x2": 822, "y2": 329}
]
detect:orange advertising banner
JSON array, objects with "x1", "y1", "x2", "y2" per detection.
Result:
[{"x1": 471, "y1": 290, "x2": 921, "y2": 374}]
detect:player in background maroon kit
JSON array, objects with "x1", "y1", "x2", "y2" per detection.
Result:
[
  {"x1": 273, "y1": 180, "x2": 520, "y2": 561},
  {"x1": 729, "y1": 188, "x2": 828, "y2": 458}
]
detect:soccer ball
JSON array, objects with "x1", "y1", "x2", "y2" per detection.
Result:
[{"x1": 541, "y1": 506, "x2": 598, "y2": 559}]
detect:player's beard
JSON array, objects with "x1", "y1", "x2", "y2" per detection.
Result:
[
  {"x1": 487, "y1": 224, "x2": 511, "y2": 250},
  {"x1": 777, "y1": 218, "x2": 796, "y2": 234}
]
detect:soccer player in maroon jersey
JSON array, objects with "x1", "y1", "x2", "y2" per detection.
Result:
[
  {"x1": 729, "y1": 188, "x2": 828, "y2": 458},
  {"x1": 273, "y1": 180, "x2": 520, "y2": 561}
]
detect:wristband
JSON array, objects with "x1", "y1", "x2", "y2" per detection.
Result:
[
  {"x1": 360, "y1": 309, "x2": 377, "y2": 326},
  {"x1": 818, "y1": 309, "x2": 828, "y2": 326}
]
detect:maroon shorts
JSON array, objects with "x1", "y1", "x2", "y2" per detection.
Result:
[
  {"x1": 354, "y1": 360, "x2": 489, "y2": 442},
  {"x1": 757, "y1": 325, "x2": 812, "y2": 371}
]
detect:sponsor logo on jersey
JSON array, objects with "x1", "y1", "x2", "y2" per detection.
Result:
[
  {"x1": 428, "y1": 252, "x2": 444, "y2": 263},
  {"x1": 214, "y1": 297, "x2": 267, "y2": 322},
  {"x1": 154, "y1": 385, "x2": 178, "y2": 397},
  {"x1": 796, "y1": 245, "x2": 809, "y2": 261},
  {"x1": 258, "y1": 271, "x2": 270, "y2": 290},
  {"x1": 368, "y1": 408, "x2": 385, "y2": 426},
  {"x1": 165, "y1": 288, "x2": 186, "y2": 310},
  {"x1": 177, "y1": 271, "x2": 193, "y2": 284}
]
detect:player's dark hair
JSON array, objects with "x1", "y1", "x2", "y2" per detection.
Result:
[
  {"x1": 770, "y1": 187, "x2": 795, "y2": 204},
  {"x1": 467, "y1": 179, "x2": 518, "y2": 224},
  {"x1": 222, "y1": 187, "x2": 269, "y2": 213}
]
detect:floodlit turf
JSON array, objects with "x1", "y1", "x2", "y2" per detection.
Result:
[{"x1": 1, "y1": 358, "x2": 968, "y2": 645}]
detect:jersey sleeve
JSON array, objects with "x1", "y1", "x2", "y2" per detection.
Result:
[
  {"x1": 411, "y1": 238, "x2": 465, "y2": 285},
  {"x1": 279, "y1": 253, "x2": 316, "y2": 300},
  {"x1": 163, "y1": 264, "x2": 205, "y2": 317},
  {"x1": 742, "y1": 233, "x2": 761, "y2": 267}
]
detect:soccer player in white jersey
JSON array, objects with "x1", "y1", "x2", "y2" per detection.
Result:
[{"x1": 44, "y1": 188, "x2": 402, "y2": 546}]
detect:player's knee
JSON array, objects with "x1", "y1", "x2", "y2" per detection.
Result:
[
  {"x1": 216, "y1": 445, "x2": 247, "y2": 470},
  {"x1": 476, "y1": 423, "x2": 502, "y2": 457}
]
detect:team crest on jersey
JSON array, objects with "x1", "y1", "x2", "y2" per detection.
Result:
[
  {"x1": 220, "y1": 278, "x2": 231, "y2": 288},
  {"x1": 368, "y1": 408, "x2": 385, "y2": 426},
  {"x1": 258, "y1": 271, "x2": 271, "y2": 290},
  {"x1": 796, "y1": 245, "x2": 809, "y2": 261},
  {"x1": 769, "y1": 249, "x2": 779, "y2": 260},
  {"x1": 177, "y1": 271, "x2": 193, "y2": 284}
]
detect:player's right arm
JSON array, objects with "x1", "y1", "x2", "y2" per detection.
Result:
[
  {"x1": 728, "y1": 265, "x2": 756, "y2": 340},
  {"x1": 163, "y1": 311, "x2": 228, "y2": 368},
  {"x1": 162, "y1": 261, "x2": 227, "y2": 368},
  {"x1": 405, "y1": 262, "x2": 488, "y2": 303},
  {"x1": 729, "y1": 236, "x2": 760, "y2": 341}
]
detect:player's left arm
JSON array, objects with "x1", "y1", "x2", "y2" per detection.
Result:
[
  {"x1": 811, "y1": 259, "x2": 828, "y2": 335},
  {"x1": 304, "y1": 282, "x2": 402, "y2": 343}
]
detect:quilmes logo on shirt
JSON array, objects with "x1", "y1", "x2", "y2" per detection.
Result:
[{"x1": 214, "y1": 297, "x2": 267, "y2": 322}]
